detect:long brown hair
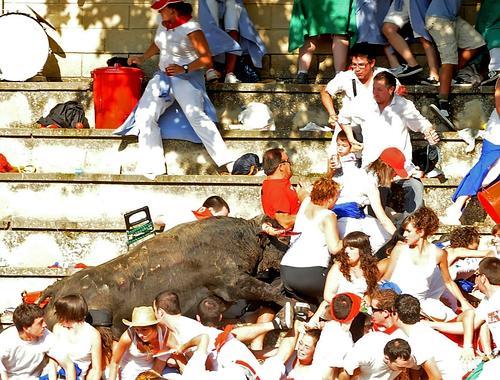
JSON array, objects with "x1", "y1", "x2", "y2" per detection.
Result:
[
  {"x1": 337, "y1": 231, "x2": 379, "y2": 296},
  {"x1": 367, "y1": 158, "x2": 394, "y2": 187}
]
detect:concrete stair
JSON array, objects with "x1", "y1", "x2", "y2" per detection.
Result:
[{"x1": 0, "y1": 81, "x2": 496, "y2": 313}]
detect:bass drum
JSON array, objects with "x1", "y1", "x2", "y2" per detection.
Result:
[{"x1": 0, "y1": 13, "x2": 49, "y2": 81}]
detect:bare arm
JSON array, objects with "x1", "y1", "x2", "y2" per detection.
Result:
[
  {"x1": 274, "y1": 212, "x2": 296, "y2": 229},
  {"x1": 321, "y1": 213, "x2": 342, "y2": 255},
  {"x1": 320, "y1": 87, "x2": 337, "y2": 124},
  {"x1": 437, "y1": 249, "x2": 473, "y2": 310},
  {"x1": 54, "y1": 355, "x2": 76, "y2": 380},
  {"x1": 166, "y1": 30, "x2": 214, "y2": 76},
  {"x1": 309, "y1": 265, "x2": 341, "y2": 323},
  {"x1": 446, "y1": 247, "x2": 495, "y2": 266},
  {"x1": 108, "y1": 331, "x2": 132, "y2": 380},
  {"x1": 365, "y1": 182, "x2": 396, "y2": 235},
  {"x1": 128, "y1": 42, "x2": 160, "y2": 65},
  {"x1": 381, "y1": 242, "x2": 404, "y2": 281},
  {"x1": 86, "y1": 328, "x2": 103, "y2": 380}
]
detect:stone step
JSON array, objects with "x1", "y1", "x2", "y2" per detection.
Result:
[
  {"x1": 0, "y1": 82, "x2": 495, "y2": 131},
  {"x1": 0, "y1": 128, "x2": 482, "y2": 177},
  {"x1": 0, "y1": 173, "x2": 494, "y2": 228}
]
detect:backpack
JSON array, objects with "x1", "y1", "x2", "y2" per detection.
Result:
[{"x1": 37, "y1": 101, "x2": 90, "y2": 129}]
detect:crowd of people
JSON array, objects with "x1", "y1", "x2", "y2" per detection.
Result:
[{"x1": 1, "y1": 0, "x2": 499, "y2": 379}]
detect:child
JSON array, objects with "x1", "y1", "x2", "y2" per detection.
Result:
[{"x1": 327, "y1": 130, "x2": 361, "y2": 177}]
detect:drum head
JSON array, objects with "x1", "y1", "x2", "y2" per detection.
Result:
[{"x1": 0, "y1": 13, "x2": 49, "y2": 81}]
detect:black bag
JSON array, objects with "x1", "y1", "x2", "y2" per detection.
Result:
[
  {"x1": 37, "y1": 101, "x2": 90, "y2": 129},
  {"x1": 232, "y1": 153, "x2": 261, "y2": 175},
  {"x1": 412, "y1": 144, "x2": 440, "y2": 174},
  {"x1": 235, "y1": 56, "x2": 261, "y2": 83}
]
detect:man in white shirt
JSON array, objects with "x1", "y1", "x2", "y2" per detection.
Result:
[
  {"x1": 343, "y1": 71, "x2": 439, "y2": 218},
  {"x1": 341, "y1": 288, "x2": 408, "y2": 380},
  {"x1": 0, "y1": 303, "x2": 76, "y2": 380},
  {"x1": 321, "y1": 43, "x2": 390, "y2": 151},
  {"x1": 394, "y1": 294, "x2": 470, "y2": 380}
]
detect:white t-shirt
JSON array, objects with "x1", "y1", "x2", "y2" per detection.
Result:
[
  {"x1": 154, "y1": 20, "x2": 201, "y2": 70},
  {"x1": 0, "y1": 327, "x2": 66, "y2": 380},
  {"x1": 54, "y1": 322, "x2": 95, "y2": 378},
  {"x1": 406, "y1": 322, "x2": 468, "y2": 380},
  {"x1": 281, "y1": 197, "x2": 333, "y2": 268},
  {"x1": 475, "y1": 290, "x2": 500, "y2": 348},
  {"x1": 483, "y1": 110, "x2": 499, "y2": 145},
  {"x1": 325, "y1": 67, "x2": 392, "y2": 123},
  {"x1": 343, "y1": 329, "x2": 407, "y2": 380},
  {"x1": 313, "y1": 320, "x2": 353, "y2": 368}
]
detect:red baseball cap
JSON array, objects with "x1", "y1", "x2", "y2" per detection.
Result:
[
  {"x1": 151, "y1": 0, "x2": 183, "y2": 11},
  {"x1": 379, "y1": 147, "x2": 408, "y2": 178}
]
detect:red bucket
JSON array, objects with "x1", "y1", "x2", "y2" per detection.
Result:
[
  {"x1": 92, "y1": 65, "x2": 144, "y2": 129},
  {"x1": 477, "y1": 180, "x2": 500, "y2": 223}
]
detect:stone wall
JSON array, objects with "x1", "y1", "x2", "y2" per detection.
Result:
[{"x1": 1, "y1": 0, "x2": 482, "y2": 80}]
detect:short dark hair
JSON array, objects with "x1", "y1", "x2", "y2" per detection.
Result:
[
  {"x1": 350, "y1": 43, "x2": 376, "y2": 61},
  {"x1": 262, "y1": 148, "x2": 285, "y2": 175},
  {"x1": 54, "y1": 294, "x2": 88, "y2": 322},
  {"x1": 202, "y1": 196, "x2": 230, "y2": 214},
  {"x1": 304, "y1": 329, "x2": 321, "y2": 345},
  {"x1": 394, "y1": 294, "x2": 420, "y2": 325},
  {"x1": 197, "y1": 295, "x2": 224, "y2": 327},
  {"x1": 332, "y1": 293, "x2": 353, "y2": 321},
  {"x1": 13, "y1": 303, "x2": 44, "y2": 332},
  {"x1": 384, "y1": 338, "x2": 412, "y2": 362},
  {"x1": 154, "y1": 291, "x2": 182, "y2": 315},
  {"x1": 336, "y1": 130, "x2": 350, "y2": 145},
  {"x1": 166, "y1": 2, "x2": 192, "y2": 17},
  {"x1": 373, "y1": 71, "x2": 397, "y2": 89},
  {"x1": 479, "y1": 257, "x2": 500, "y2": 285}
]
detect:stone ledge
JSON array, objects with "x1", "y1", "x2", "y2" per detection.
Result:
[
  {"x1": 0, "y1": 267, "x2": 79, "y2": 277},
  {"x1": 0, "y1": 81, "x2": 494, "y2": 95},
  {"x1": 0, "y1": 127, "x2": 469, "y2": 141},
  {"x1": 0, "y1": 173, "x2": 462, "y2": 186}
]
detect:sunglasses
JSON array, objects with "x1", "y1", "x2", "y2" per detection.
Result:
[
  {"x1": 369, "y1": 306, "x2": 386, "y2": 314},
  {"x1": 280, "y1": 160, "x2": 291, "y2": 165}
]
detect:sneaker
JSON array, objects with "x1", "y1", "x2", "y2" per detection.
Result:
[
  {"x1": 295, "y1": 72, "x2": 308, "y2": 84},
  {"x1": 454, "y1": 65, "x2": 482, "y2": 87},
  {"x1": 430, "y1": 101, "x2": 456, "y2": 130},
  {"x1": 272, "y1": 302, "x2": 294, "y2": 330},
  {"x1": 224, "y1": 72, "x2": 241, "y2": 84},
  {"x1": 389, "y1": 64, "x2": 407, "y2": 77},
  {"x1": 481, "y1": 70, "x2": 499, "y2": 86},
  {"x1": 425, "y1": 168, "x2": 443, "y2": 178},
  {"x1": 294, "y1": 302, "x2": 311, "y2": 322},
  {"x1": 452, "y1": 77, "x2": 474, "y2": 87},
  {"x1": 396, "y1": 64, "x2": 423, "y2": 78},
  {"x1": 420, "y1": 76, "x2": 440, "y2": 86},
  {"x1": 205, "y1": 68, "x2": 220, "y2": 82}
]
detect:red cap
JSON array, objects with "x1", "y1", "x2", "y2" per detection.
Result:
[
  {"x1": 151, "y1": 0, "x2": 183, "y2": 11},
  {"x1": 379, "y1": 147, "x2": 408, "y2": 178},
  {"x1": 192, "y1": 207, "x2": 214, "y2": 220}
]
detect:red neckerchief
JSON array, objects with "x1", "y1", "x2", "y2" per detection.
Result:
[
  {"x1": 192, "y1": 207, "x2": 214, "y2": 220},
  {"x1": 372, "y1": 323, "x2": 398, "y2": 335},
  {"x1": 214, "y1": 324, "x2": 235, "y2": 352},
  {"x1": 162, "y1": 15, "x2": 192, "y2": 30}
]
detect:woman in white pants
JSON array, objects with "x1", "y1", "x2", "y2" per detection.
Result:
[{"x1": 126, "y1": 0, "x2": 233, "y2": 177}]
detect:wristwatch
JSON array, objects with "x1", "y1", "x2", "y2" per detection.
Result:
[{"x1": 182, "y1": 64, "x2": 189, "y2": 73}]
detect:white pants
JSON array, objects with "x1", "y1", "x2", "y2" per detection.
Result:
[
  {"x1": 135, "y1": 74, "x2": 233, "y2": 175},
  {"x1": 206, "y1": 0, "x2": 242, "y2": 31}
]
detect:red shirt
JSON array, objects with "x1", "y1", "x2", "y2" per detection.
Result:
[{"x1": 261, "y1": 178, "x2": 301, "y2": 218}]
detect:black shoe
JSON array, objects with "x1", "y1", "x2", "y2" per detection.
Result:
[
  {"x1": 480, "y1": 71, "x2": 499, "y2": 86},
  {"x1": 420, "y1": 77, "x2": 440, "y2": 86},
  {"x1": 272, "y1": 302, "x2": 294, "y2": 330},
  {"x1": 430, "y1": 100, "x2": 455, "y2": 130},
  {"x1": 295, "y1": 72, "x2": 308, "y2": 84},
  {"x1": 397, "y1": 64, "x2": 423, "y2": 78}
]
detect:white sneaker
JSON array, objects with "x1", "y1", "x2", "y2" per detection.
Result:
[
  {"x1": 426, "y1": 168, "x2": 443, "y2": 178},
  {"x1": 224, "y1": 72, "x2": 241, "y2": 84},
  {"x1": 205, "y1": 68, "x2": 220, "y2": 82},
  {"x1": 439, "y1": 207, "x2": 462, "y2": 226}
]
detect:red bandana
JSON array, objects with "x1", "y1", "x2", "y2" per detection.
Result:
[
  {"x1": 330, "y1": 292, "x2": 362, "y2": 323},
  {"x1": 192, "y1": 207, "x2": 214, "y2": 220},
  {"x1": 162, "y1": 15, "x2": 192, "y2": 30},
  {"x1": 372, "y1": 323, "x2": 399, "y2": 335}
]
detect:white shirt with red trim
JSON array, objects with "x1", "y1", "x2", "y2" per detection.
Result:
[
  {"x1": 343, "y1": 328, "x2": 406, "y2": 380},
  {"x1": 313, "y1": 320, "x2": 353, "y2": 369},
  {"x1": 476, "y1": 290, "x2": 500, "y2": 349}
]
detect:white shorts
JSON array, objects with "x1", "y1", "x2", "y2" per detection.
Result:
[
  {"x1": 383, "y1": 0, "x2": 421, "y2": 38},
  {"x1": 489, "y1": 47, "x2": 500, "y2": 72}
]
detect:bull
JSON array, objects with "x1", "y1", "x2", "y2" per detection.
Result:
[{"x1": 41, "y1": 216, "x2": 289, "y2": 337}]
